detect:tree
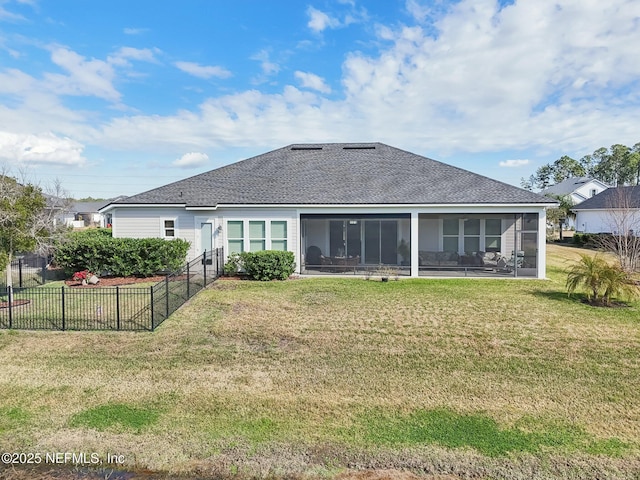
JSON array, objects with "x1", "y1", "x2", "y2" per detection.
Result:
[
  {"x1": 593, "y1": 144, "x2": 638, "y2": 186},
  {"x1": 522, "y1": 142, "x2": 640, "y2": 191},
  {"x1": 545, "y1": 194, "x2": 575, "y2": 240},
  {"x1": 566, "y1": 254, "x2": 639, "y2": 306},
  {"x1": 551, "y1": 155, "x2": 585, "y2": 183},
  {"x1": 0, "y1": 171, "x2": 71, "y2": 303}
]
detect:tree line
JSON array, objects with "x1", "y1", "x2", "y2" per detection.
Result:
[{"x1": 521, "y1": 142, "x2": 640, "y2": 191}]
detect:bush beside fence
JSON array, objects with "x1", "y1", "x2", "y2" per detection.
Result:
[{"x1": 0, "y1": 248, "x2": 223, "y2": 332}]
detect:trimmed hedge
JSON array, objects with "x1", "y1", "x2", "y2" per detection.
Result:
[
  {"x1": 224, "y1": 250, "x2": 295, "y2": 281},
  {"x1": 54, "y1": 230, "x2": 190, "y2": 277}
]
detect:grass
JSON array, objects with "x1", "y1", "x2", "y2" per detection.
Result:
[
  {"x1": 69, "y1": 403, "x2": 160, "y2": 432},
  {"x1": 0, "y1": 243, "x2": 639, "y2": 479}
]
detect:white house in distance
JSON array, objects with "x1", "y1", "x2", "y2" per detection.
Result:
[
  {"x1": 572, "y1": 186, "x2": 640, "y2": 234},
  {"x1": 541, "y1": 177, "x2": 610, "y2": 204},
  {"x1": 100, "y1": 143, "x2": 555, "y2": 279}
]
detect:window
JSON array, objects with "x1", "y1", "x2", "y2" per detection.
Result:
[
  {"x1": 249, "y1": 221, "x2": 266, "y2": 252},
  {"x1": 590, "y1": 189, "x2": 597, "y2": 197},
  {"x1": 463, "y1": 218, "x2": 480, "y2": 253},
  {"x1": 271, "y1": 221, "x2": 287, "y2": 251},
  {"x1": 227, "y1": 221, "x2": 244, "y2": 253},
  {"x1": 442, "y1": 218, "x2": 459, "y2": 252},
  {"x1": 227, "y1": 219, "x2": 289, "y2": 254},
  {"x1": 485, "y1": 218, "x2": 502, "y2": 252},
  {"x1": 163, "y1": 219, "x2": 176, "y2": 237}
]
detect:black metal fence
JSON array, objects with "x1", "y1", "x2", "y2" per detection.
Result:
[
  {"x1": 0, "y1": 248, "x2": 223, "y2": 332},
  {"x1": 0, "y1": 254, "x2": 50, "y2": 289}
]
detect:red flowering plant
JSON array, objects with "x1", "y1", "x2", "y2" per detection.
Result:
[{"x1": 72, "y1": 270, "x2": 92, "y2": 281}]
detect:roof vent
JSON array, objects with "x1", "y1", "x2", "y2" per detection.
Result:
[
  {"x1": 291, "y1": 146, "x2": 323, "y2": 151},
  {"x1": 343, "y1": 145, "x2": 376, "y2": 150}
]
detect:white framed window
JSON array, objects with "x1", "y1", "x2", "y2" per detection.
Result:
[
  {"x1": 271, "y1": 221, "x2": 287, "y2": 251},
  {"x1": 162, "y1": 219, "x2": 176, "y2": 238},
  {"x1": 226, "y1": 219, "x2": 290, "y2": 254},
  {"x1": 442, "y1": 218, "x2": 459, "y2": 252},
  {"x1": 249, "y1": 221, "x2": 266, "y2": 252},
  {"x1": 227, "y1": 220, "x2": 244, "y2": 253},
  {"x1": 463, "y1": 218, "x2": 481, "y2": 253},
  {"x1": 485, "y1": 218, "x2": 502, "y2": 252}
]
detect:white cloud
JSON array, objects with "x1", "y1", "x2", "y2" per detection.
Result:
[
  {"x1": 499, "y1": 159, "x2": 530, "y2": 168},
  {"x1": 172, "y1": 152, "x2": 209, "y2": 168},
  {"x1": 3, "y1": 0, "x2": 640, "y2": 177},
  {"x1": 108, "y1": 47, "x2": 160, "y2": 67},
  {"x1": 405, "y1": 0, "x2": 431, "y2": 22},
  {"x1": 250, "y1": 50, "x2": 280, "y2": 84},
  {"x1": 44, "y1": 46, "x2": 120, "y2": 101},
  {"x1": 307, "y1": 7, "x2": 341, "y2": 32},
  {"x1": 294, "y1": 71, "x2": 331, "y2": 94},
  {"x1": 0, "y1": 131, "x2": 87, "y2": 166},
  {"x1": 123, "y1": 27, "x2": 149, "y2": 35},
  {"x1": 175, "y1": 61, "x2": 232, "y2": 79}
]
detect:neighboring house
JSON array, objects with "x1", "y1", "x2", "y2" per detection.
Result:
[
  {"x1": 541, "y1": 177, "x2": 609, "y2": 203},
  {"x1": 572, "y1": 186, "x2": 640, "y2": 234},
  {"x1": 541, "y1": 177, "x2": 609, "y2": 228},
  {"x1": 100, "y1": 143, "x2": 555, "y2": 278},
  {"x1": 60, "y1": 198, "x2": 124, "y2": 228}
]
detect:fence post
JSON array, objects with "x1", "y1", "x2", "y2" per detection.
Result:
[
  {"x1": 18, "y1": 259, "x2": 23, "y2": 289},
  {"x1": 116, "y1": 286, "x2": 121, "y2": 331},
  {"x1": 41, "y1": 257, "x2": 47, "y2": 285},
  {"x1": 150, "y1": 286, "x2": 155, "y2": 331},
  {"x1": 186, "y1": 262, "x2": 190, "y2": 299},
  {"x1": 203, "y1": 250, "x2": 207, "y2": 287},
  {"x1": 7, "y1": 287, "x2": 12, "y2": 329},
  {"x1": 165, "y1": 276, "x2": 169, "y2": 319},
  {"x1": 61, "y1": 286, "x2": 66, "y2": 331}
]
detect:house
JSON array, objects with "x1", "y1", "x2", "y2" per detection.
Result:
[
  {"x1": 541, "y1": 177, "x2": 609, "y2": 229},
  {"x1": 99, "y1": 143, "x2": 555, "y2": 278},
  {"x1": 60, "y1": 198, "x2": 125, "y2": 228},
  {"x1": 572, "y1": 186, "x2": 640, "y2": 234}
]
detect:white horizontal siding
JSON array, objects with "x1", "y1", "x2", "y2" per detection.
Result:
[
  {"x1": 576, "y1": 209, "x2": 640, "y2": 234},
  {"x1": 112, "y1": 207, "x2": 198, "y2": 258}
]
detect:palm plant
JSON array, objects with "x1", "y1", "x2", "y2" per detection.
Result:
[{"x1": 566, "y1": 254, "x2": 639, "y2": 306}]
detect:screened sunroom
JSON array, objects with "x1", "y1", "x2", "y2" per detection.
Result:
[{"x1": 300, "y1": 212, "x2": 540, "y2": 278}]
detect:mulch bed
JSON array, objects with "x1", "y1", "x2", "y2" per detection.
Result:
[
  {"x1": 0, "y1": 299, "x2": 30, "y2": 309},
  {"x1": 65, "y1": 276, "x2": 167, "y2": 288},
  {"x1": 64, "y1": 274, "x2": 198, "y2": 288}
]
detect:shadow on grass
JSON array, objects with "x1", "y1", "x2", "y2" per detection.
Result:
[{"x1": 532, "y1": 289, "x2": 582, "y2": 305}]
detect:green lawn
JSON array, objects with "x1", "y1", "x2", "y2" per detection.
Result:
[{"x1": 0, "y1": 244, "x2": 639, "y2": 479}]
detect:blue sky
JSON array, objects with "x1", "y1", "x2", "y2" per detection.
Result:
[{"x1": 1, "y1": 0, "x2": 639, "y2": 199}]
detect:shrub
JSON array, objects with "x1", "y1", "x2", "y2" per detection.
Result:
[
  {"x1": 223, "y1": 252, "x2": 244, "y2": 276},
  {"x1": 566, "y1": 254, "x2": 640, "y2": 306},
  {"x1": 224, "y1": 251, "x2": 295, "y2": 281},
  {"x1": 54, "y1": 232, "x2": 190, "y2": 277}
]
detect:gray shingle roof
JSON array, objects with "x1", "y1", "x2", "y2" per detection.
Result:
[
  {"x1": 541, "y1": 177, "x2": 606, "y2": 197},
  {"x1": 572, "y1": 186, "x2": 640, "y2": 210},
  {"x1": 111, "y1": 143, "x2": 551, "y2": 207}
]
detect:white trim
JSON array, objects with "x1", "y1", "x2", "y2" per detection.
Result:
[
  {"x1": 186, "y1": 206, "x2": 219, "y2": 211},
  {"x1": 537, "y1": 210, "x2": 547, "y2": 279},
  {"x1": 410, "y1": 212, "x2": 419, "y2": 277},
  {"x1": 220, "y1": 203, "x2": 556, "y2": 210},
  {"x1": 105, "y1": 201, "x2": 555, "y2": 211},
  {"x1": 99, "y1": 203, "x2": 186, "y2": 213}
]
